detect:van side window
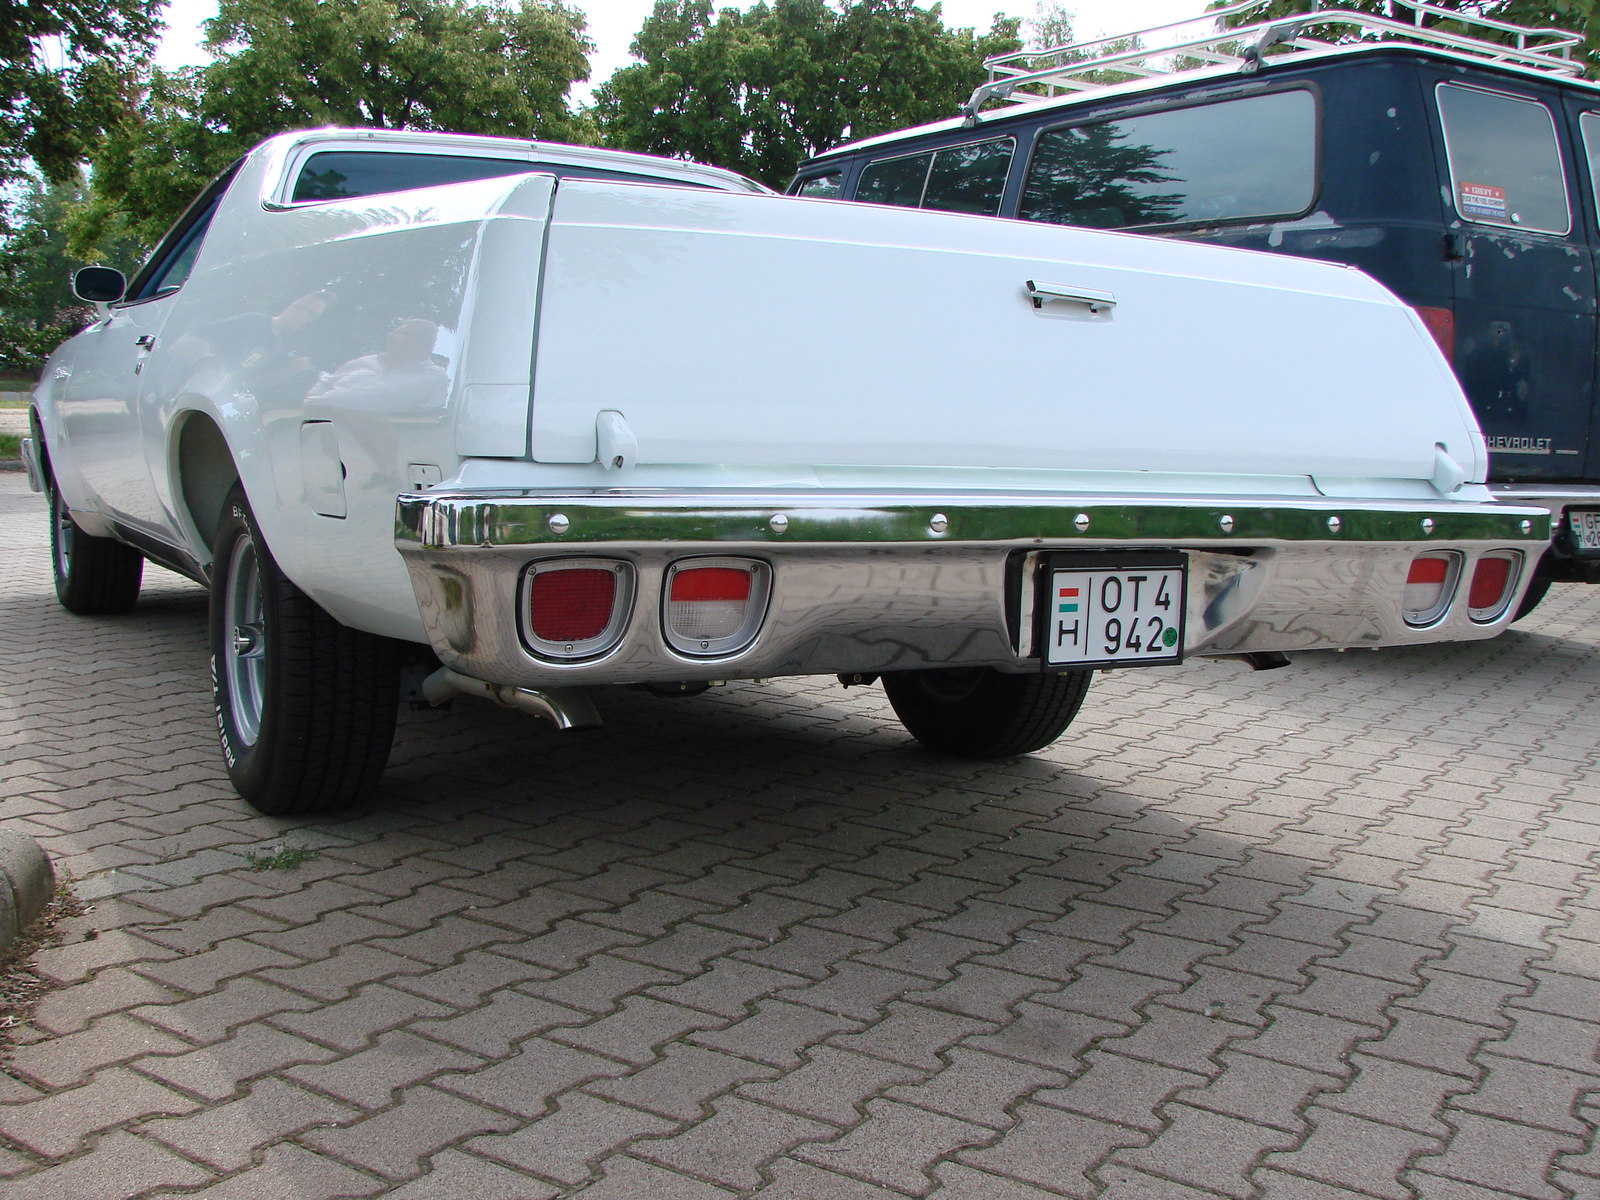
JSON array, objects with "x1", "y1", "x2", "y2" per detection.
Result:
[
  {"x1": 1580, "y1": 112, "x2": 1600, "y2": 223},
  {"x1": 1436, "y1": 84, "x2": 1568, "y2": 235},
  {"x1": 1019, "y1": 90, "x2": 1317, "y2": 230},
  {"x1": 856, "y1": 138, "x2": 1014, "y2": 216},
  {"x1": 794, "y1": 171, "x2": 843, "y2": 198}
]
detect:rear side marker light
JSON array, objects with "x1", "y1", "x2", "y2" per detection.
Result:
[
  {"x1": 1468, "y1": 551, "x2": 1522, "y2": 622},
  {"x1": 1403, "y1": 551, "x2": 1461, "y2": 627},
  {"x1": 663, "y1": 557, "x2": 771, "y2": 656},
  {"x1": 521, "y1": 558, "x2": 634, "y2": 659},
  {"x1": 1414, "y1": 305, "x2": 1455, "y2": 363}
]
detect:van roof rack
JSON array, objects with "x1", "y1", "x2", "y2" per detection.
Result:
[{"x1": 962, "y1": 0, "x2": 1584, "y2": 122}]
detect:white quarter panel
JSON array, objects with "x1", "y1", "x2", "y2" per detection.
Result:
[
  {"x1": 528, "y1": 185, "x2": 1481, "y2": 486},
  {"x1": 146, "y1": 163, "x2": 556, "y2": 639}
]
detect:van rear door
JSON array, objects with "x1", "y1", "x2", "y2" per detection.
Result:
[{"x1": 1425, "y1": 73, "x2": 1596, "y2": 481}]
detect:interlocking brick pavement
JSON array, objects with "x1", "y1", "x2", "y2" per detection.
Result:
[{"x1": 0, "y1": 471, "x2": 1597, "y2": 1198}]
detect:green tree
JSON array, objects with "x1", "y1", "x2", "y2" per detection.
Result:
[
  {"x1": 70, "y1": 0, "x2": 594, "y2": 260},
  {"x1": 594, "y1": 0, "x2": 1022, "y2": 189},
  {"x1": 0, "y1": 0, "x2": 161, "y2": 187},
  {"x1": 1213, "y1": 0, "x2": 1600, "y2": 78}
]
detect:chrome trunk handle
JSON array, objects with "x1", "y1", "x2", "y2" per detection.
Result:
[{"x1": 1025, "y1": 280, "x2": 1117, "y2": 314}]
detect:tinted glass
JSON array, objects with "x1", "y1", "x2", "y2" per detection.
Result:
[
  {"x1": 1020, "y1": 89, "x2": 1317, "y2": 229},
  {"x1": 856, "y1": 153, "x2": 931, "y2": 206},
  {"x1": 139, "y1": 195, "x2": 222, "y2": 298},
  {"x1": 923, "y1": 139, "x2": 1014, "y2": 215},
  {"x1": 796, "y1": 171, "x2": 843, "y2": 198},
  {"x1": 292, "y1": 152, "x2": 539, "y2": 201},
  {"x1": 1438, "y1": 85, "x2": 1568, "y2": 234},
  {"x1": 1580, "y1": 111, "x2": 1600, "y2": 223}
]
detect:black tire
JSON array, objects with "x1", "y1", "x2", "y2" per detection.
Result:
[
  {"x1": 47, "y1": 464, "x2": 143, "y2": 615},
  {"x1": 210, "y1": 486, "x2": 401, "y2": 814},
  {"x1": 881, "y1": 666, "x2": 1093, "y2": 759},
  {"x1": 1512, "y1": 576, "x2": 1552, "y2": 622}
]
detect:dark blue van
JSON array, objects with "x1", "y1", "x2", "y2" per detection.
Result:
[{"x1": 788, "y1": 2, "x2": 1600, "y2": 611}]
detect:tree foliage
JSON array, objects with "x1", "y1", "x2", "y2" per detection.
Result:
[
  {"x1": 594, "y1": 0, "x2": 1023, "y2": 189},
  {"x1": 0, "y1": 0, "x2": 161, "y2": 187},
  {"x1": 69, "y1": 0, "x2": 593, "y2": 261},
  {"x1": 1213, "y1": 0, "x2": 1600, "y2": 78}
]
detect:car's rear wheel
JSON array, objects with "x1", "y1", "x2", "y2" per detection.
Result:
[
  {"x1": 47, "y1": 464, "x2": 143, "y2": 615},
  {"x1": 210, "y1": 486, "x2": 401, "y2": 814},
  {"x1": 881, "y1": 665, "x2": 1093, "y2": 759}
]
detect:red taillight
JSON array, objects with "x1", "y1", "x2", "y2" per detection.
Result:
[
  {"x1": 1415, "y1": 306, "x2": 1455, "y2": 363},
  {"x1": 663, "y1": 559, "x2": 769, "y2": 655},
  {"x1": 1403, "y1": 552, "x2": 1460, "y2": 626},
  {"x1": 1467, "y1": 552, "x2": 1520, "y2": 621},
  {"x1": 528, "y1": 568, "x2": 616, "y2": 641}
]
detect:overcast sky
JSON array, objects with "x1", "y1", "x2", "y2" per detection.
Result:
[{"x1": 154, "y1": 0, "x2": 1214, "y2": 105}]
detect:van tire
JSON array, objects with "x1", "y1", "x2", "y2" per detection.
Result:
[
  {"x1": 210, "y1": 486, "x2": 400, "y2": 814},
  {"x1": 1512, "y1": 576, "x2": 1551, "y2": 622},
  {"x1": 48, "y1": 466, "x2": 143, "y2": 615},
  {"x1": 882, "y1": 666, "x2": 1093, "y2": 759}
]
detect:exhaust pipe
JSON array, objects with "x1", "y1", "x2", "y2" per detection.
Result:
[{"x1": 422, "y1": 667, "x2": 602, "y2": 730}]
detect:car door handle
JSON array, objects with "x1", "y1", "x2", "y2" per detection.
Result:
[
  {"x1": 1025, "y1": 280, "x2": 1117, "y2": 314},
  {"x1": 135, "y1": 335, "x2": 156, "y2": 349}
]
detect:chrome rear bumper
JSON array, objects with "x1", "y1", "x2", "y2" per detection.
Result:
[{"x1": 394, "y1": 489, "x2": 1551, "y2": 689}]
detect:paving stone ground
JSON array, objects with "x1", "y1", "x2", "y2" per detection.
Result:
[{"x1": 0, "y1": 470, "x2": 1597, "y2": 1199}]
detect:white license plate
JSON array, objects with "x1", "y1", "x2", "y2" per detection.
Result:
[
  {"x1": 1571, "y1": 510, "x2": 1600, "y2": 551},
  {"x1": 1044, "y1": 565, "x2": 1185, "y2": 668}
]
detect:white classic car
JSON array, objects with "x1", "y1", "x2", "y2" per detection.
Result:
[{"x1": 24, "y1": 127, "x2": 1549, "y2": 814}]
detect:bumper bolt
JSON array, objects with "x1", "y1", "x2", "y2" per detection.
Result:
[
  {"x1": 547, "y1": 512, "x2": 569, "y2": 535},
  {"x1": 1327, "y1": 515, "x2": 1341, "y2": 533},
  {"x1": 1074, "y1": 512, "x2": 1090, "y2": 533},
  {"x1": 1421, "y1": 517, "x2": 1435, "y2": 535},
  {"x1": 1520, "y1": 519, "x2": 1533, "y2": 535},
  {"x1": 929, "y1": 512, "x2": 948, "y2": 534},
  {"x1": 1218, "y1": 514, "x2": 1234, "y2": 534},
  {"x1": 769, "y1": 513, "x2": 789, "y2": 534}
]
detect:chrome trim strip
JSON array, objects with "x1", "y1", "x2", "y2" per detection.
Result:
[{"x1": 397, "y1": 490, "x2": 1551, "y2": 551}]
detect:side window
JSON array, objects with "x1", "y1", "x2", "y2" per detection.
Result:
[
  {"x1": 1437, "y1": 84, "x2": 1569, "y2": 234},
  {"x1": 1019, "y1": 89, "x2": 1318, "y2": 230},
  {"x1": 1580, "y1": 112, "x2": 1600, "y2": 223},
  {"x1": 793, "y1": 171, "x2": 843, "y2": 198},
  {"x1": 140, "y1": 197, "x2": 221, "y2": 298},
  {"x1": 856, "y1": 138, "x2": 1014, "y2": 216}
]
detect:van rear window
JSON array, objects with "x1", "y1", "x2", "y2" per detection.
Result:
[
  {"x1": 856, "y1": 138, "x2": 1014, "y2": 216},
  {"x1": 1437, "y1": 84, "x2": 1568, "y2": 235},
  {"x1": 1019, "y1": 89, "x2": 1317, "y2": 230}
]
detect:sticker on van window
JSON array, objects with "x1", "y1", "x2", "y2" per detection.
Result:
[{"x1": 1460, "y1": 182, "x2": 1508, "y2": 220}]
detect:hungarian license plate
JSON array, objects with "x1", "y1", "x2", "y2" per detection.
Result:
[
  {"x1": 1570, "y1": 510, "x2": 1600, "y2": 552},
  {"x1": 1039, "y1": 553, "x2": 1187, "y2": 669}
]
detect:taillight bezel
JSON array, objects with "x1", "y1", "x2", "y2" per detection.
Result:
[
  {"x1": 518, "y1": 557, "x2": 634, "y2": 661},
  {"x1": 1402, "y1": 550, "x2": 1463, "y2": 628},
  {"x1": 661, "y1": 556, "x2": 772, "y2": 658},
  {"x1": 1467, "y1": 550, "x2": 1523, "y2": 623}
]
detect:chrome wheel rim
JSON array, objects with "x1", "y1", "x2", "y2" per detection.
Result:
[
  {"x1": 223, "y1": 533, "x2": 266, "y2": 746},
  {"x1": 50, "y1": 481, "x2": 72, "y2": 580}
]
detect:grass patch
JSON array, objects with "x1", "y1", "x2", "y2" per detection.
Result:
[
  {"x1": 0, "y1": 878, "x2": 87, "y2": 1052},
  {"x1": 0, "y1": 434, "x2": 21, "y2": 460},
  {"x1": 0, "y1": 399, "x2": 29, "y2": 409},
  {"x1": 243, "y1": 844, "x2": 316, "y2": 871}
]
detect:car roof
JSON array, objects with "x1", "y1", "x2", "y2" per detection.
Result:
[{"x1": 268, "y1": 127, "x2": 771, "y2": 194}]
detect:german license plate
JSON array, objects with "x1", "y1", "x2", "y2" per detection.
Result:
[
  {"x1": 1040, "y1": 553, "x2": 1187, "y2": 669},
  {"x1": 1570, "y1": 510, "x2": 1600, "y2": 552}
]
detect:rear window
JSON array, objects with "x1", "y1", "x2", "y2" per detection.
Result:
[
  {"x1": 1437, "y1": 84, "x2": 1569, "y2": 235},
  {"x1": 290, "y1": 151, "x2": 698, "y2": 203},
  {"x1": 856, "y1": 137, "x2": 1014, "y2": 216},
  {"x1": 1019, "y1": 89, "x2": 1318, "y2": 230}
]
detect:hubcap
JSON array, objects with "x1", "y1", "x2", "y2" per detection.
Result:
[
  {"x1": 223, "y1": 534, "x2": 266, "y2": 746},
  {"x1": 50, "y1": 481, "x2": 72, "y2": 580}
]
